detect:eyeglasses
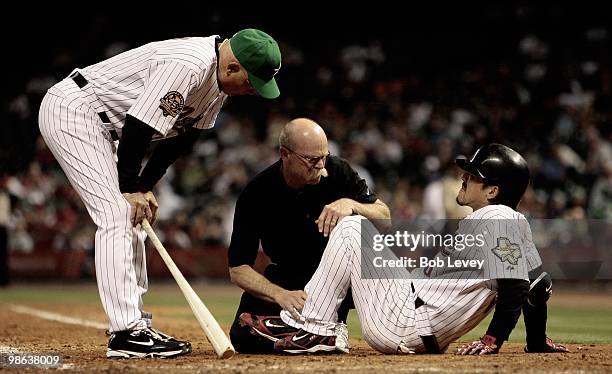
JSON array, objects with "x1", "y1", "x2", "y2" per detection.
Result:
[{"x1": 283, "y1": 146, "x2": 330, "y2": 168}]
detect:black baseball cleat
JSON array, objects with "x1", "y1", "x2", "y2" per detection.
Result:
[
  {"x1": 148, "y1": 327, "x2": 192, "y2": 351},
  {"x1": 238, "y1": 313, "x2": 299, "y2": 342},
  {"x1": 106, "y1": 328, "x2": 191, "y2": 359},
  {"x1": 274, "y1": 329, "x2": 338, "y2": 354},
  {"x1": 524, "y1": 337, "x2": 569, "y2": 353}
]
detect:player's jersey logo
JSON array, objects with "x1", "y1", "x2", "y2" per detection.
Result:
[
  {"x1": 159, "y1": 91, "x2": 185, "y2": 117},
  {"x1": 491, "y1": 237, "x2": 522, "y2": 265},
  {"x1": 151, "y1": 105, "x2": 203, "y2": 140}
]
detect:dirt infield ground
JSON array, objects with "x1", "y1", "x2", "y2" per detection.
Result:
[{"x1": 1, "y1": 285, "x2": 611, "y2": 373}]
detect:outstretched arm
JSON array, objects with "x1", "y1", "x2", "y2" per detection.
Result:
[{"x1": 523, "y1": 268, "x2": 569, "y2": 352}]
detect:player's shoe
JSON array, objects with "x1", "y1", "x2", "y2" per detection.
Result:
[
  {"x1": 148, "y1": 327, "x2": 192, "y2": 352},
  {"x1": 334, "y1": 322, "x2": 350, "y2": 353},
  {"x1": 274, "y1": 329, "x2": 339, "y2": 354},
  {"x1": 238, "y1": 313, "x2": 299, "y2": 342},
  {"x1": 524, "y1": 337, "x2": 569, "y2": 353},
  {"x1": 106, "y1": 328, "x2": 191, "y2": 358}
]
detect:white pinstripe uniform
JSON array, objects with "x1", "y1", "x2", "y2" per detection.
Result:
[
  {"x1": 280, "y1": 204, "x2": 533, "y2": 353},
  {"x1": 38, "y1": 36, "x2": 227, "y2": 332}
]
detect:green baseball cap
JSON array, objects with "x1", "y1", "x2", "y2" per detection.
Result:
[{"x1": 230, "y1": 29, "x2": 281, "y2": 99}]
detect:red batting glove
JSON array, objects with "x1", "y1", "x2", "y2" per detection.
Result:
[{"x1": 456, "y1": 335, "x2": 499, "y2": 355}]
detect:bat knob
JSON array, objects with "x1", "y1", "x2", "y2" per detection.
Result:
[{"x1": 220, "y1": 348, "x2": 235, "y2": 359}]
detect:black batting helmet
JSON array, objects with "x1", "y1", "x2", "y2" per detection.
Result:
[{"x1": 455, "y1": 143, "x2": 530, "y2": 209}]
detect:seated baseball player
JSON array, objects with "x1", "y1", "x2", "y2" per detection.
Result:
[
  {"x1": 241, "y1": 143, "x2": 567, "y2": 354},
  {"x1": 227, "y1": 118, "x2": 391, "y2": 353}
]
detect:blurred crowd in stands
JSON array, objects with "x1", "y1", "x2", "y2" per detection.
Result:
[{"x1": 2, "y1": 5, "x2": 611, "y2": 255}]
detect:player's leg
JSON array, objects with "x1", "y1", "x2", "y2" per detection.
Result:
[
  {"x1": 270, "y1": 218, "x2": 357, "y2": 353},
  {"x1": 277, "y1": 216, "x2": 417, "y2": 353},
  {"x1": 347, "y1": 226, "x2": 417, "y2": 353},
  {"x1": 132, "y1": 228, "x2": 149, "y2": 324},
  {"x1": 279, "y1": 216, "x2": 358, "y2": 333},
  {"x1": 39, "y1": 88, "x2": 143, "y2": 332}
]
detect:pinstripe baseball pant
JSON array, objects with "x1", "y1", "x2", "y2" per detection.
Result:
[{"x1": 39, "y1": 78, "x2": 148, "y2": 332}]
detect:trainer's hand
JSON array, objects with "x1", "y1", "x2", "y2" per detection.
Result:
[
  {"x1": 317, "y1": 198, "x2": 354, "y2": 237},
  {"x1": 456, "y1": 335, "x2": 499, "y2": 355},
  {"x1": 143, "y1": 191, "x2": 158, "y2": 224},
  {"x1": 123, "y1": 192, "x2": 152, "y2": 226},
  {"x1": 273, "y1": 290, "x2": 307, "y2": 320}
]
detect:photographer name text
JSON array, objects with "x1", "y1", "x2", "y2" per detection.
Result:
[{"x1": 372, "y1": 256, "x2": 484, "y2": 269}]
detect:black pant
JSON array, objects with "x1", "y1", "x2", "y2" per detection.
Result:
[
  {"x1": 0, "y1": 227, "x2": 8, "y2": 286},
  {"x1": 230, "y1": 290, "x2": 355, "y2": 354}
]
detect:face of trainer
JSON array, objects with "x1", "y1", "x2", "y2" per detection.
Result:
[
  {"x1": 280, "y1": 122, "x2": 329, "y2": 189},
  {"x1": 456, "y1": 172, "x2": 499, "y2": 211}
]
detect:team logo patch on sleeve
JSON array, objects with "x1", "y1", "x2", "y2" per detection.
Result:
[
  {"x1": 491, "y1": 237, "x2": 522, "y2": 265},
  {"x1": 159, "y1": 91, "x2": 185, "y2": 117}
]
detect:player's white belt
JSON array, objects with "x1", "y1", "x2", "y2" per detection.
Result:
[{"x1": 68, "y1": 70, "x2": 120, "y2": 142}]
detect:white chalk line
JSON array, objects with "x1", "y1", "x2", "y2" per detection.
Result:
[{"x1": 9, "y1": 304, "x2": 107, "y2": 330}]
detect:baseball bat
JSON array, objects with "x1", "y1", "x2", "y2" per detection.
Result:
[{"x1": 141, "y1": 219, "x2": 235, "y2": 359}]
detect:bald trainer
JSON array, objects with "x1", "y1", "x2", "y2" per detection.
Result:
[{"x1": 227, "y1": 118, "x2": 390, "y2": 353}]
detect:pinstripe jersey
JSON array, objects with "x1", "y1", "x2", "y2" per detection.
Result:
[
  {"x1": 414, "y1": 205, "x2": 531, "y2": 307},
  {"x1": 79, "y1": 36, "x2": 227, "y2": 140}
]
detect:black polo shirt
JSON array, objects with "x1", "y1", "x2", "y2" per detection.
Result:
[{"x1": 228, "y1": 156, "x2": 378, "y2": 290}]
